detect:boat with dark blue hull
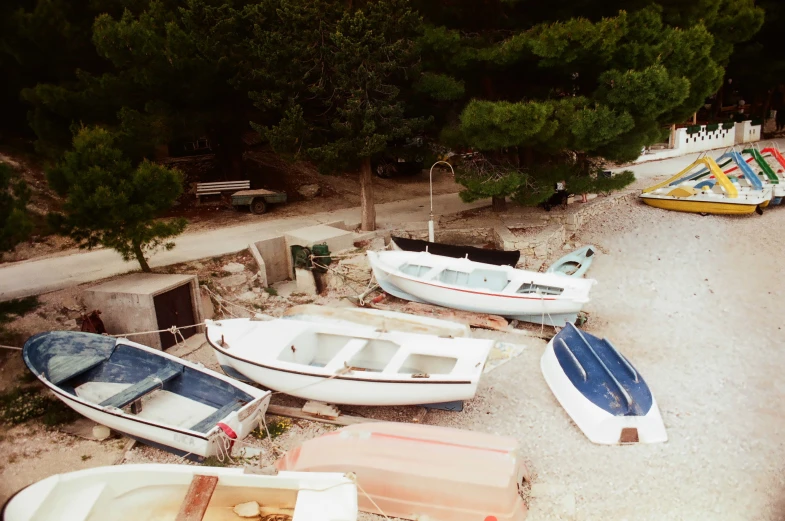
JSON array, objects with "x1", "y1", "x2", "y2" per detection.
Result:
[
  {"x1": 23, "y1": 331, "x2": 271, "y2": 460},
  {"x1": 540, "y1": 323, "x2": 667, "y2": 444}
]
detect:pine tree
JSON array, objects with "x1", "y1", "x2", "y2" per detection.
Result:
[
  {"x1": 0, "y1": 163, "x2": 33, "y2": 252},
  {"x1": 47, "y1": 126, "x2": 186, "y2": 272},
  {"x1": 413, "y1": 1, "x2": 764, "y2": 209},
  {"x1": 242, "y1": 0, "x2": 427, "y2": 231}
]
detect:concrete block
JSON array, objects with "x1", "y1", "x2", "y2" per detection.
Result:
[
  {"x1": 254, "y1": 236, "x2": 289, "y2": 285},
  {"x1": 248, "y1": 242, "x2": 268, "y2": 287},
  {"x1": 285, "y1": 224, "x2": 355, "y2": 277},
  {"x1": 294, "y1": 268, "x2": 318, "y2": 295},
  {"x1": 83, "y1": 273, "x2": 203, "y2": 350}
]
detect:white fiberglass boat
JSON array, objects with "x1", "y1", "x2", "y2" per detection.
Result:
[
  {"x1": 367, "y1": 250, "x2": 596, "y2": 326},
  {"x1": 205, "y1": 317, "x2": 493, "y2": 406}
]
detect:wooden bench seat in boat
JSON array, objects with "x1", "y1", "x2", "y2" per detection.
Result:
[
  {"x1": 322, "y1": 338, "x2": 369, "y2": 373},
  {"x1": 47, "y1": 354, "x2": 110, "y2": 386},
  {"x1": 189, "y1": 399, "x2": 244, "y2": 434},
  {"x1": 99, "y1": 366, "x2": 181, "y2": 409}
]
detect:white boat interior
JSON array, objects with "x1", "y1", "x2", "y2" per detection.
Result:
[
  {"x1": 208, "y1": 318, "x2": 490, "y2": 380},
  {"x1": 387, "y1": 251, "x2": 595, "y2": 298},
  {"x1": 4, "y1": 465, "x2": 357, "y2": 521}
]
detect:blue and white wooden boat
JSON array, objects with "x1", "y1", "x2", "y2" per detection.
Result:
[
  {"x1": 546, "y1": 245, "x2": 596, "y2": 278},
  {"x1": 22, "y1": 331, "x2": 271, "y2": 460},
  {"x1": 540, "y1": 323, "x2": 666, "y2": 444}
]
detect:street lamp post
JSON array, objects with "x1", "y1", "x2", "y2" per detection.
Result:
[{"x1": 428, "y1": 160, "x2": 455, "y2": 242}]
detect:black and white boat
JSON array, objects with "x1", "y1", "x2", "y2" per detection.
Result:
[{"x1": 23, "y1": 331, "x2": 271, "y2": 460}]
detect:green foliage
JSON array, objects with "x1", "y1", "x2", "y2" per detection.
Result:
[
  {"x1": 245, "y1": 0, "x2": 428, "y2": 174},
  {"x1": 0, "y1": 163, "x2": 33, "y2": 252},
  {"x1": 415, "y1": 0, "x2": 762, "y2": 207},
  {"x1": 414, "y1": 73, "x2": 465, "y2": 102},
  {"x1": 251, "y1": 417, "x2": 292, "y2": 440},
  {"x1": 46, "y1": 126, "x2": 186, "y2": 272},
  {"x1": 0, "y1": 297, "x2": 41, "y2": 324},
  {"x1": 0, "y1": 387, "x2": 49, "y2": 425},
  {"x1": 41, "y1": 399, "x2": 81, "y2": 427}
]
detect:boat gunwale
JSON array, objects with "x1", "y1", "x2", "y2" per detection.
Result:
[{"x1": 204, "y1": 330, "x2": 477, "y2": 385}]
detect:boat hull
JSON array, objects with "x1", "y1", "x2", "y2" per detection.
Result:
[
  {"x1": 276, "y1": 422, "x2": 530, "y2": 521},
  {"x1": 546, "y1": 245, "x2": 596, "y2": 278},
  {"x1": 640, "y1": 195, "x2": 761, "y2": 215},
  {"x1": 370, "y1": 257, "x2": 587, "y2": 326},
  {"x1": 540, "y1": 329, "x2": 667, "y2": 445},
  {"x1": 205, "y1": 318, "x2": 492, "y2": 406},
  {"x1": 211, "y1": 342, "x2": 482, "y2": 406},
  {"x1": 3, "y1": 464, "x2": 357, "y2": 521}
]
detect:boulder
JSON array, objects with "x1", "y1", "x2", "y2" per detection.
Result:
[
  {"x1": 222, "y1": 262, "x2": 246, "y2": 274},
  {"x1": 298, "y1": 184, "x2": 321, "y2": 199},
  {"x1": 217, "y1": 273, "x2": 247, "y2": 288}
]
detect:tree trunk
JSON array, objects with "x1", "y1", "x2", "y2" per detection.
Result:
[
  {"x1": 360, "y1": 157, "x2": 376, "y2": 231},
  {"x1": 132, "y1": 241, "x2": 151, "y2": 272},
  {"x1": 492, "y1": 196, "x2": 506, "y2": 212},
  {"x1": 214, "y1": 130, "x2": 245, "y2": 181}
]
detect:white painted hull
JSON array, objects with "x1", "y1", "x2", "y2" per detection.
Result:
[
  {"x1": 540, "y1": 339, "x2": 667, "y2": 445},
  {"x1": 206, "y1": 318, "x2": 493, "y2": 406},
  {"x1": 367, "y1": 250, "x2": 595, "y2": 326},
  {"x1": 3, "y1": 464, "x2": 357, "y2": 521}
]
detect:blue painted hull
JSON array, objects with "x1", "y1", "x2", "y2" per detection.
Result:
[{"x1": 551, "y1": 323, "x2": 652, "y2": 416}]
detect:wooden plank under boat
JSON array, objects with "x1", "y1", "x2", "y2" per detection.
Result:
[
  {"x1": 205, "y1": 317, "x2": 493, "y2": 406},
  {"x1": 391, "y1": 235, "x2": 521, "y2": 267},
  {"x1": 275, "y1": 422, "x2": 530, "y2": 521},
  {"x1": 546, "y1": 245, "x2": 596, "y2": 278},
  {"x1": 540, "y1": 323, "x2": 667, "y2": 445},
  {"x1": 1, "y1": 464, "x2": 357, "y2": 521},
  {"x1": 22, "y1": 331, "x2": 271, "y2": 460},
  {"x1": 367, "y1": 250, "x2": 596, "y2": 327}
]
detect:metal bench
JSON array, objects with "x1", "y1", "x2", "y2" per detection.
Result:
[
  {"x1": 100, "y1": 366, "x2": 181, "y2": 410},
  {"x1": 195, "y1": 180, "x2": 251, "y2": 205},
  {"x1": 188, "y1": 400, "x2": 245, "y2": 434}
]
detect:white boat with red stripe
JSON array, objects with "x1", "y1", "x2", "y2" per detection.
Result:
[{"x1": 367, "y1": 250, "x2": 596, "y2": 326}]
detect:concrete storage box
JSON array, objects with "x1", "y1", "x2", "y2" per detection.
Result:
[{"x1": 83, "y1": 273, "x2": 204, "y2": 350}]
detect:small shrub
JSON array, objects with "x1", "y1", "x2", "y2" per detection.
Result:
[
  {"x1": 81, "y1": 454, "x2": 92, "y2": 461},
  {"x1": 0, "y1": 387, "x2": 49, "y2": 424},
  {"x1": 251, "y1": 417, "x2": 292, "y2": 440},
  {"x1": 41, "y1": 398, "x2": 81, "y2": 427},
  {"x1": 0, "y1": 296, "x2": 40, "y2": 324},
  {"x1": 202, "y1": 456, "x2": 231, "y2": 467},
  {"x1": 264, "y1": 287, "x2": 278, "y2": 296}
]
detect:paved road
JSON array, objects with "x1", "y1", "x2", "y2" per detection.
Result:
[{"x1": 0, "y1": 192, "x2": 488, "y2": 301}]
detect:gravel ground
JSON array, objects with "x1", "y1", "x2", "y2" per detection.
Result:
[{"x1": 3, "y1": 184, "x2": 785, "y2": 520}]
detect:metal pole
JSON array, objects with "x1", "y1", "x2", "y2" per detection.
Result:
[{"x1": 428, "y1": 161, "x2": 455, "y2": 242}]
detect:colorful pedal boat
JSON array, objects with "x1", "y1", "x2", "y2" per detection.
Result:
[{"x1": 640, "y1": 156, "x2": 770, "y2": 215}]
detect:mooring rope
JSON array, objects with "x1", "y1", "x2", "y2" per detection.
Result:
[{"x1": 0, "y1": 344, "x2": 22, "y2": 351}]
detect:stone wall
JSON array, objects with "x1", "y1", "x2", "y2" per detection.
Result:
[{"x1": 496, "y1": 192, "x2": 628, "y2": 266}]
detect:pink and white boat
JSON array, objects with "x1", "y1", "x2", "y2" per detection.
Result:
[{"x1": 276, "y1": 422, "x2": 531, "y2": 521}]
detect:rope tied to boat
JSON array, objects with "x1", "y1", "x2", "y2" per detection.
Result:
[{"x1": 0, "y1": 344, "x2": 22, "y2": 351}]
